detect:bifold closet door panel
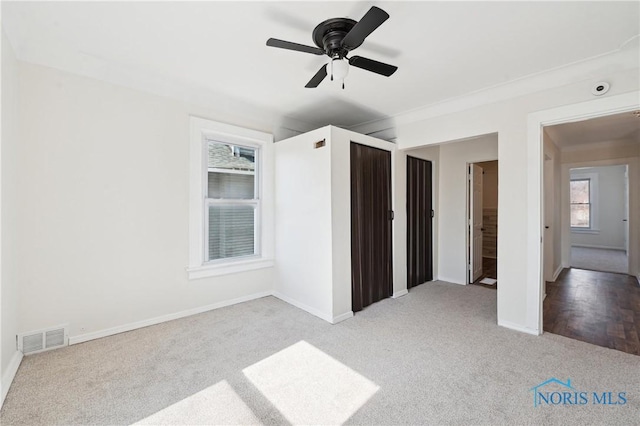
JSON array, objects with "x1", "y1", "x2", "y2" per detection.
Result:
[
  {"x1": 350, "y1": 142, "x2": 393, "y2": 312},
  {"x1": 407, "y1": 156, "x2": 433, "y2": 288}
]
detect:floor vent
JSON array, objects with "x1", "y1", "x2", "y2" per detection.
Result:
[{"x1": 18, "y1": 325, "x2": 68, "y2": 355}]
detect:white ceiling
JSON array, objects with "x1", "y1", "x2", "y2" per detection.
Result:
[
  {"x1": 3, "y1": 1, "x2": 639, "y2": 129},
  {"x1": 546, "y1": 110, "x2": 640, "y2": 149}
]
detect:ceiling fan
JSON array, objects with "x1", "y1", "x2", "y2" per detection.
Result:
[{"x1": 266, "y1": 6, "x2": 398, "y2": 88}]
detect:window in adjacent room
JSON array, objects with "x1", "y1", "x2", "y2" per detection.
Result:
[{"x1": 570, "y1": 178, "x2": 590, "y2": 228}]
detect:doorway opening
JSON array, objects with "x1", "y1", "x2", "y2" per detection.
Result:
[
  {"x1": 541, "y1": 108, "x2": 639, "y2": 355},
  {"x1": 467, "y1": 160, "x2": 498, "y2": 287},
  {"x1": 568, "y1": 165, "x2": 629, "y2": 274}
]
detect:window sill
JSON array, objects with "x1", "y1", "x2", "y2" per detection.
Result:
[
  {"x1": 571, "y1": 228, "x2": 600, "y2": 235},
  {"x1": 187, "y1": 257, "x2": 274, "y2": 280}
]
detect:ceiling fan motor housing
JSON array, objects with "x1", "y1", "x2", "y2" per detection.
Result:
[{"x1": 313, "y1": 18, "x2": 359, "y2": 58}]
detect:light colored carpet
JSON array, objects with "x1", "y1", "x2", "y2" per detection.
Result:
[
  {"x1": 571, "y1": 246, "x2": 628, "y2": 274},
  {"x1": 2, "y1": 282, "x2": 639, "y2": 425}
]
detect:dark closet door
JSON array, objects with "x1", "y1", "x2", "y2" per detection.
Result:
[
  {"x1": 351, "y1": 142, "x2": 393, "y2": 312},
  {"x1": 407, "y1": 156, "x2": 433, "y2": 288}
]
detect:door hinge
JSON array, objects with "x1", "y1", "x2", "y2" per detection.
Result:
[
  {"x1": 389, "y1": 210, "x2": 394, "y2": 220},
  {"x1": 431, "y1": 210, "x2": 435, "y2": 218}
]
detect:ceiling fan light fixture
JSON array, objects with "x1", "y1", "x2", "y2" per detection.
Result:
[{"x1": 332, "y1": 58, "x2": 349, "y2": 80}]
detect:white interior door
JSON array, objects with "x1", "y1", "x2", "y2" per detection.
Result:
[
  {"x1": 623, "y1": 165, "x2": 629, "y2": 255},
  {"x1": 469, "y1": 164, "x2": 483, "y2": 282}
]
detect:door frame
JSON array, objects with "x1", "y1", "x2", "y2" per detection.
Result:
[
  {"x1": 468, "y1": 164, "x2": 484, "y2": 283},
  {"x1": 466, "y1": 159, "x2": 497, "y2": 284},
  {"x1": 527, "y1": 91, "x2": 639, "y2": 335}
]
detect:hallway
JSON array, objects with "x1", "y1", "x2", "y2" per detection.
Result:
[{"x1": 543, "y1": 268, "x2": 640, "y2": 356}]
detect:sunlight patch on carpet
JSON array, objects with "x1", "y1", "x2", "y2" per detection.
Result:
[
  {"x1": 243, "y1": 340, "x2": 379, "y2": 425},
  {"x1": 133, "y1": 380, "x2": 260, "y2": 425}
]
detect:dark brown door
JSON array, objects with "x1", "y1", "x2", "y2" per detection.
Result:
[
  {"x1": 351, "y1": 142, "x2": 393, "y2": 312},
  {"x1": 407, "y1": 156, "x2": 433, "y2": 288}
]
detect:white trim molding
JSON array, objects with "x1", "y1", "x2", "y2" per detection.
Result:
[
  {"x1": 498, "y1": 320, "x2": 541, "y2": 336},
  {"x1": 571, "y1": 244, "x2": 625, "y2": 251},
  {"x1": 332, "y1": 311, "x2": 354, "y2": 324},
  {"x1": 271, "y1": 291, "x2": 334, "y2": 324},
  {"x1": 350, "y1": 47, "x2": 639, "y2": 137},
  {"x1": 437, "y1": 276, "x2": 466, "y2": 285},
  {"x1": 69, "y1": 291, "x2": 273, "y2": 345},
  {"x1": 1, "y1": 351, "x2": 23, "y2": 408},
  {"x1": 552, "y1": 265, "x2": 564, "y2": 282},
  {"x1": 187, "y1": 258, "x2": 274, "y2": 279},
  {"x1": 392, "y1": 289, "x2": 409, "y2": 298}
]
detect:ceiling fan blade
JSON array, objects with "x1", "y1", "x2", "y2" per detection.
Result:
[
  {"x1": 341, "y1": 6, "x2": 389, "y2": 50},
  {"x1": 305, "y1": 65, "x2": 328, "y2": 88},
  {"x1": 266, "y1": 38, "x2": 325, "y2": 55},
  {"x1": 349, "y1": 56, "x2": 397, "y2": 77}
]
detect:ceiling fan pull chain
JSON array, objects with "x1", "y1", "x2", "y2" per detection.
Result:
[
  {"x1": 342, "y1": 81, "x2": 345, "y2": 89},
  {"x1": 330, "y1": 59, "x2": 334, "y2": 81}
]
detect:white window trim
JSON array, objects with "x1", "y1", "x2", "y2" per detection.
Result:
[
  {"x1": 188, "y1": 117, "x2": 274, "y2": 279},
  {"x1": 570, "y1": 172, "x2": 599, "y2": 233}
]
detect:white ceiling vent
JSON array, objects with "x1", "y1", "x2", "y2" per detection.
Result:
[{"x1": 18, "y1": 325, "x2": 68, "y2": 355}]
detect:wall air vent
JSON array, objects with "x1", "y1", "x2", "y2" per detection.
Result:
[{"x1": 18, "y1": 325, "x2": 69, "y2": 355}]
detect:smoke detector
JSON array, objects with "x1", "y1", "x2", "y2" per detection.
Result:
[{"x1": 591, "y1": 81, "x2": 610, "y2": 96}]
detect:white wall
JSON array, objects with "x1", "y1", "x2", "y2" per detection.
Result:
[
  {"x1": 437, "y1": 134, "x2": 498, "y2": 285},
  {"x1": 570, "y1": 165, "x2": 626, "y2": 250},
  {"x1": 14, "y1": 62, "x2": 276, "y2": 343},
  {"x1": 389, "y1": 65, "x2": 638, "y2": 333},
  {"x1": 1, "y1": 29, "x2": 22, "y2": 405},
  {"x1": 274, "y1": 126, "x2": 396, "y2": 322},
  {"x1": 273, "y1": 127, "x2": 334, "y2": 320}
]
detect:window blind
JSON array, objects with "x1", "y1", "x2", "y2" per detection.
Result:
[{"x1": 208, "y1": 205, "x2": 255, "y2": 261}]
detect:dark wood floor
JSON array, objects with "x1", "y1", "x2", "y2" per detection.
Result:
[
  {"x1": 472, "y1": 257, "x2": 497, "y2": 289},
  {"x1": 544, "y1": 268, "x2": 640, "y2": 356}
]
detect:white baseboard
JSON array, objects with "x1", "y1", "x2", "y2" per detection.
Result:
[
  {"x1": 69, "y1": 290, "x2": 273, "y2": 345},
  {"x1": 1, "y1": 350, "x2": 24, "y2": 408},
  {"x1": 392, "y1": 289, "x2": 408, "y2": 298},
  {"x1": 552, "y1": 265, "x2": 564, "y2": 282},
  {"x1": 498, "y1": 320, "x2": 541, "y2": 336},
  {"x1": 636, "y1": 273, "x2": 640, "y2": 286},
  {"x1": 271, "y1": 291, "x2": 333, "y2": 323},
  {"x1": 571, "y1": 244, "x2": 625, "y2": 251},
  {"x1": 437, "y1": 276, "x2": 466, "y2": 285},
  {"x1": 332, "y1": 311, "x2": 353, "y2": 324}
]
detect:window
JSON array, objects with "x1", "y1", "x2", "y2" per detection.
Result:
[
  {"x1": 206, "y1": 141, "x2": 258, "y2": 261},
  {"x1": 570, "y1": 178, "x2": 590, "y2": 228},
  {"x1": 188, "y1": 117, "x2": 274, "y2": 279}
]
